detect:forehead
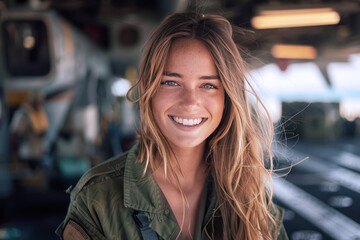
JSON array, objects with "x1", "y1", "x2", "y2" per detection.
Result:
[
  {"x1": 169, "y1": 38, "x2": 209, "y2": 56},
  {"x1": 165, "y1": 38, "x2": 217, "y2": 72}
]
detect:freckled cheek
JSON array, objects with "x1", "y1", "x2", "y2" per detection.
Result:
[
  {"x1": 151, "y1": 92, "x2": 177, "y2": 116},
  {"x1": 151, "y1": 102, "x2": 167, "y2": 131},
  {"x1": 205, "y1": 94, "x2": 225, "y2": 117}
]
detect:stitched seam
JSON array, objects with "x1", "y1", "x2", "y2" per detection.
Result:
[
  {"x1": 83, "y1": 170, "x2": 124, "y2": 188},
  {"x1": 69, "y1": 220, "x2": 90, "y2": 239}
]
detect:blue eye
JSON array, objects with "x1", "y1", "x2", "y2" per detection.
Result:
[
  {"x1": 203, "y1": 83, "x2": 217, "y2": 89},
  {"x1": 160, "y1": 80, "x2": 179, "y2": 86}
]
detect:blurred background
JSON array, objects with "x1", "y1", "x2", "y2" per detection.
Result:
[{"x1": 0, "y1": 0, "x2": 359, "y2": 239}]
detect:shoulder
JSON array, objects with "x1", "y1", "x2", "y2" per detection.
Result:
[
  {"x1": 270, "y1": 202, "x2": 284, "y2": 223},
  {"x1": 56, "y1": 145, "x2": 144, "y2": 240},
  {"x1": 270, "y1": 203, "x2": 289, "y2": 240},
  {"x1": 69, "y1": 147, "x2": 134, "y2": 198}
]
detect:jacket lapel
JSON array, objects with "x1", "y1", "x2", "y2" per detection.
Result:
[{"x1": 123, "y1": 145, "x2": 180, "y2": 240}]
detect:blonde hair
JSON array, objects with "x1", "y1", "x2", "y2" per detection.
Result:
[{"x1": 127, "y1": 12, "x2": 277, "y2": 240}]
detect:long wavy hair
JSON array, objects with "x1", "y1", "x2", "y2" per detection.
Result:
[{"x1": 127, "y1": 12, "x2": 277, "y2": 240}]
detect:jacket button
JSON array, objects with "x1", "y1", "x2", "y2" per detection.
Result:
[{"x1": 164, "y1": 209, "x2": 170, "y2": 215}]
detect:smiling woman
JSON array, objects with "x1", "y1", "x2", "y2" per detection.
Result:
[
  {"x1": 152, "y1": 38, "x2": 224, "y2": 152},
  {"x1": 56, "y1": 12, "x2": 288, "y2": 240}
]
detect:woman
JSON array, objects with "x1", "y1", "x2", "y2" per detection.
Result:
[{"x1": 56, "y1": 12, "x2": 288, "y2": 240}]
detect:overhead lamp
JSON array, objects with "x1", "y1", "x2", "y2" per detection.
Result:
[
  {"x1": 251, "y1": 8, "x2": 340, "y2": 29},
  {"x1": 271, "y1": 44, "x2": 317, "y2": 59}
]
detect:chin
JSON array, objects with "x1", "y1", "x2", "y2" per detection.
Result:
[{"x1": 169, "y1": 138, "x2": 205, "y2": 150}]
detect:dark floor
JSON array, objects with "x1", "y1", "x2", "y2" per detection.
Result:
[
  {"x1": 0, "y1": 178, "x2": 74, "y2": 240},
  {"x1": 273, "y1": 138, "x2": 360, "y2": 240}
]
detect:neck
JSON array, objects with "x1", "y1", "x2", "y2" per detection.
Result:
[{"x1": 155, "y1": 143, "x2": 207, "y2": 190}]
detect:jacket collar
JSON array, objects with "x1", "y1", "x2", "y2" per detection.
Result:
[
  {"x1": 122, "y1": 145, "x2": 284, "y2": 239},
  {"x1": 123, "y1": 145, "x2": 181, "y2": 239}
]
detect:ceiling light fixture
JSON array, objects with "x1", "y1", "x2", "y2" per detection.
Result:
[
  {"x1": 271, "y1": 44, "x2": 317, "y2": 59},
  {"x1": 251, "y1": 8, "x2": 340, "y2": 29}
]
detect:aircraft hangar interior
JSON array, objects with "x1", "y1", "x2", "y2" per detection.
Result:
[{"x1": 0, "y1": 0, "x2": 360, "y2": 239}]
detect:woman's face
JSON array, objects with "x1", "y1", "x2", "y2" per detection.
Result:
[{"x1": 151, "y1": 38, "x2": 225, "y2": 151}]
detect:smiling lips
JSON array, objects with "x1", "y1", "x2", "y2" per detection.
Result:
[{"x1": 170, "y1": 116, "x2": 205, "y2": 126}]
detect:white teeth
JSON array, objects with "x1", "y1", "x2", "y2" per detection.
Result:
[{"x1": 172, "y1": 116, "x2": 202, "y2": 126}]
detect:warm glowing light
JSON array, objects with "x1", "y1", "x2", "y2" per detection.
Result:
[
  {"x1": 251, "y1": 8, "x2": 340, "y2": 29},
  {"x1": 23, "y1": 36, "x2": 35, "y2": 49},
  {"x1": 260, "y1": 8, "x2": 334, "y2": 16},
  {"x1": 271, "y1": 44, "x2": 317, "y2": 59}
]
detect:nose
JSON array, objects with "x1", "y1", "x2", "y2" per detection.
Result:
[{"x1": 180, "y1": 87, "x2": 199, "y2": 108}]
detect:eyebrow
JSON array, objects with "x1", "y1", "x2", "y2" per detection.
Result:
[
  {"x1": 200, "y1": 75, "x2": 220, "y2": 80},
  {"x1": 163, "y1": 71, "x2": 220, "y2": 80},
  {"x1": 163, "y1": 71, "x2": 182, "y2": 78}
]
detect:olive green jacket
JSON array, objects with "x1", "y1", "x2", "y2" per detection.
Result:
[{"x1": 56, "y1": 145, "x2": 288, "y2": 240}]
